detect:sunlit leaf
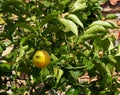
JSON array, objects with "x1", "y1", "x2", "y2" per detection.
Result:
[
  {"x1": 60, "y1": 0, "x2": 71, "y2": 5},
  {"x1": 53, "y1": 67, "x2": 64, "y2": 83},
  {"x1": 115, "y1": 44, "x2": 120, "y2": 56},
  {"x1": 16, "y1": 48, "x2": 25, "y2": 62},
  {"x1": 0, "y1": 17, "x2": 5, "y2": 24},
  {"x1": 70, "y1": 0, "x2": 87, "y2": 12},
  {"x1": 59, "y1": 18, "x2": 78, "y2": 36},
  {"x1": 108, "y1": 38, "x2": 114, "y2": 50},
  {"x1": 67, "y1": 14, "x2": 84, "y2": 28},
  {"x1": 51, "y1": 54, "x2": 58, "y2": 61}
]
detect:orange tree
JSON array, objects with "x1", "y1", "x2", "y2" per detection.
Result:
[{"x1": 0, "y1": 0, "x2": 120, "y2": 94}]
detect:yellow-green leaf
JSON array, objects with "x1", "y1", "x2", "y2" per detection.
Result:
[{"x1": 59, "y1": 18, "x2": 78, "y2": 36}]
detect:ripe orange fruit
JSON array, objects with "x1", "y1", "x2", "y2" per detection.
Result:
[{"x1": 32, "y1": 50, "x2": 50, "y2": 68}]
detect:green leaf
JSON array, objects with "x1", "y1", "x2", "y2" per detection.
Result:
[
  {"x1": 20, "y1": 34, "x2": 35, "y2": 45},
  {"x1": 3, "y1": 39, "x2": 12, "y2": 47},
  {"x1": 89, "y1": 20, "x2": 119, "y2": 28},
  {"x1": 0, "y1": 63, "x2": 12, "y2": 73},
  {"x1": 25, "y1": 48, "x2": 34, "y2": 59},
  {"x1": 60, "y1": 0, "x2": 71, "y2": 5},
  {"x1": 105, "y1": 14, "x2": 118, "y2": 20},
  {"x1": 1, "y1": 0, "x2": 25, "y2": 15},
  {"x1": 105, "y1": 64, "x2": 112, "y2": 85},
  {"x1": 93, "y1": 38, "x2": 113, "y2": 57},
  {"x1": 65, "y1": 87, "x2": 79, "y2": 95},
  {"x1": 69, "y1": 70, "x2": 82, "y2": 79},
  {"x1": 0, "y1": 17, "x2": 5, "y2": 24},
  {"x1": 85, "y1": 88, "x2": 91, "y2": 95},
  {"x1": 59, "y1": 18, "x2": 78, "y2": 36},
  {"x1": 102, "y1": 38, "x2": 110, "y2": 51},
  {"x1": 108, "y1": 38, "x2": 114, "y2": 50},
  {"x1": 67, "y1": 14, "x2": 84, "y2": 28},
  {"x1": 84, "y1": 25, "x2": 106, "y2": 34},
  {"x1": 93, "y1": 59, "x2": 107, "y2": 76},
  {"x1": 41, "y1": 11, "x2": 60, "y2": 26},
  {"x1": 54, "y1": 67, "x2": 64, "y2": 83},
  {"x1": 54, "y1": 67, "x2": 58, "y2": 78},
  {"x1": 78, "y1": 34, "x2": 98, "y2": 42},
  {"x1": 108, "y1": 55, "x2": 120, "y2": 71},
  {"x1": 115, "y1": 44, "x2": 120, "y2": 56},
  {"x1": 71, "y1": 0, "x2": 87, "y2": 12},
  {"x1": 51, "y1": 54, "x2": 58, "y2": 61},
  {"x1": 83, "y1": 49, "x2": 90, "y2": 57},
  {"x1": 93, "y1": 38, "x2": 102, "y2": 57},
  {"x1": 83, "y1": 57, "x2": 94, "y2": 70},
  {"x1": 41, "y1": 1, "x2": 54, "y2": 7},
  {"x1": 15, "y1": 23, "x2": 36, "y2": 34},
  {"x1": 6, "y1": 51, "x2": 17, "y2": 62},
  {"x1": 57, "y1": 69, "x2": 64, "y2": 83},
  {"x1": 109, "y1": 21, "x2": 120, "y2": 28},
  {"x1": 0, "y1": 46, "x2": 3, "y2": 54},
  {"x1": 64, "y1": 65, "x2": 85, "y2": 70},
  {"x1": 40, "y1": 68, "x2": 50, "y2": 77},
  {"x1": 90, "y1": 0, "x2": 98, "y2": 4},
  {"x1": 1, "y1": 0, "x2": 23, "y2": 10},
  {"x1": 16, "y1": 48, "x2": 26, "y2": 62},
  {"x1": 93, "y1": 59, "x2": 112, "y2": 87}
]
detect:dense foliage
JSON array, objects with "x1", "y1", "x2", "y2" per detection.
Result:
[{"x1": 0, "y1": 0, "x2": 120, "y2": 94}]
